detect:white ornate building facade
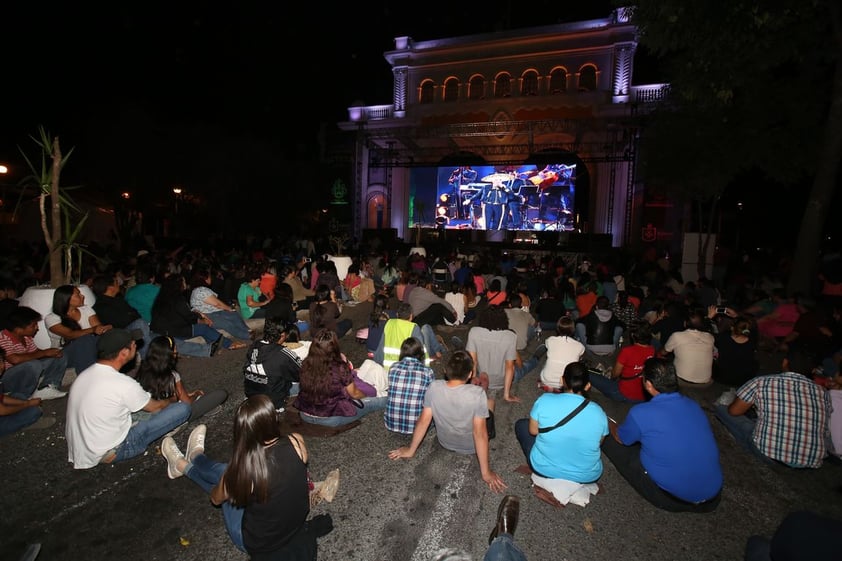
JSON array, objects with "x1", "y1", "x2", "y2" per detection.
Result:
[{"x1": 337, "y1": 8, "x2": 668, "y2": 248}]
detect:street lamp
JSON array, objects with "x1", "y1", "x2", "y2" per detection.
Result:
[{"x1": 0, "y1": 165, "x2": 8, "y2": 174}]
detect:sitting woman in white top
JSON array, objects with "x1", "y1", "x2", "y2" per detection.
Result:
[
  {"x1": 539, "y1": 316, "x2": 585, "y2": 392},
  {"x1": 45, "y1": 285, "x2": 113, "y2": 374}
]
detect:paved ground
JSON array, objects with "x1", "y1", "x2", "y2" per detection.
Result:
[{"x1": 3, "y1": 297, "x2": 841, "y2": 561}]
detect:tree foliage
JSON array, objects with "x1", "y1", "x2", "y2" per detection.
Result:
[{"x1": 626, "y1": 0, "x2": 841, "y2": 292}]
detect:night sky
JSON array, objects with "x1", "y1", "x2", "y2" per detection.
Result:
[{"x1": 2, "y1": 3, "x2": 618, "y2": 202}]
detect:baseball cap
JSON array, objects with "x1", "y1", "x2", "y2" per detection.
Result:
[{"x1": 96, "y1": 328, "x2": 144, "y2": 355}]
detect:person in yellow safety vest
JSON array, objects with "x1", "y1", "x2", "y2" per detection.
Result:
[{"x1": 374, "y1": 303, "x2": 447, "y2": 368}]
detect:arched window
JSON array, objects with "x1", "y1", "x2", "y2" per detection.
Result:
[
  {"x1": 494, "y1": 73, "x2": 512, "y2": 98},
  {"x1": 444, "y1": 78, "x2": 459, "y2": 102},
  {"x1": 420, "y1": 80, "x2": 435, "y2": 103},
  {"x1": 550, "y1": 68, "x2": 567, "y2": 93},
  {"x1": 521, "y1": 70, "x2": 538, "y2": 96},
  {"x1": 578, "y1": 65, "x2": 597, "y2": 92},
  {"x1": 469, "y1": 76, "x2": 485, "y2": 100}
]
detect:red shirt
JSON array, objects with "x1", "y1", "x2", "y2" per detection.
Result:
[
  {"x1": 0, "y1": 329, "x2": 38, "y2": 370},
  {"x1": 616, "y1": 344, "x2": 655, "y2": 401}
]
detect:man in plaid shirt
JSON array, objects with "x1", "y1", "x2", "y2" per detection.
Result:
[
  {"x1": 384, "y1": 337, "x2": 433, "y2": 434},
  {"x1": 715, "y1": 370, "x2": 831, "y2": 468}
]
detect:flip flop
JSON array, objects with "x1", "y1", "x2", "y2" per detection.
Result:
[{"x1": 228, "y1": 341, "x2": 248, "y2": 350}]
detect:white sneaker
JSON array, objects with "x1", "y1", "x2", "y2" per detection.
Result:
[
  {"x1": 161, "y1": 437, "x2": 185, "y2": 479},
  {"x1": 31, "y1": 386, "x2": 67, "y2": 400},
  {"x1": 186, "y1": 424, "x2": 207, "y2": 463}
]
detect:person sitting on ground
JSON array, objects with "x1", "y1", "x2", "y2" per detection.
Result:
[
  {"x1": 384, "y1": 337, "x2": 434, "y2": 435},
  {"x1": 160, "y1": 395, "x2": 335, "y2": 558},
  {"x1": 150, "y1": 275, "x2": 236, "y2": 357},
  {"x1": 515, "y1": 361, "x2": 608, "y2": 485},
  {"x1": 375, "y1": 302, "x2": 444, "y2": 368},
  {"x1": 283, "y1": 262, "x2": 318, "y2": 309},
  {"x1": 660, "y1": 307, "x2": 715, "y2": 386},
  {"x1": 534, "y1": 284, "x2": 568, "y2": 332},
  {"x1": 713, "y1": 357, "x2": 831, "y2": 468},
  {"x1": 258, "y1": 262, "x2": 278, "y2": 302},
  {"x1": 601, "y1": 357, "x2": 723, "y2": 512},
  {"x1": 711, "y1": 310, "x2": 759, "y2": 387},
  {"x1": 466, "y1": 305, "x2": 541, "y2": 403},
  {"x1": 281, "y1": 322, "x2": 312, "y2": 362},
  {"x1": 261, "y1": 282, "x2": 297, "y2": 326},
  {"x1": 589, "y1": 322, "x2": 655, "y2": 403},
  {"x1": 443, "y1": 281, "x2": 470, "y2": 326},
  {"x1": 45, "y1": 284, "x2": 113, "y2": 375},
  {"x1": 136, "y1": 335, "x2": 228, "y2": 422},
  {"x1": 242, "y1": 316, "x2": 302, "y2": 410},
  {"x1": 388, "y1": 350, "x2": 507, "y2": 493},
  {"x1": 756, "y1": 288, "x2": 801, "y2": 349},
  {"x1": 342, "y1": 263, "x2": 376, "y2": 303},
  {"x1": 539, "y1": 316, "x2": 585, "y2": 393},
  {"x1": 237, "y1": 265, "x2": 271, "y2": 322},
  {"x1": 407, "y1": 278, "x2": 457, "y2": 327},
  {"x1": 484, "y1": 278, "x2": 507, "y2": 307},
  {"x1": 189, "y1": 268, "x2": 253, "y2": 343},
  {"x1": 66, "y1": 328, "x2": 191, "y2": 469},
  {"x1": 125, "y1": 262, "x2": 160, "y2": 324},
  {"x1": 575, "y1": 295, "x2": 625, "y2": 367},
  {"x1": 0, "y1": 306, "x2": 69, "y2": 400},
  {"x1": 309, "y1": 284, "x2": 352, "y2": 339},
  {"x1": 504, "y1": 294, "x2": 537, "y2": 352},
  {"x1": 0, "y1": 348, "x2": 52, "y2": 436},
  {"x1": 611, "y1": 291, "x2": 639, "y2": 336},
  {"x1": 294, "y1": 328, "x2": 388, "y2": 427},
  {"x1": 365, "y1": 293, "x2": 393, "y2": 358},
  {"x1": 91, "y1": 273, "x2": 153, "y2": 358}
]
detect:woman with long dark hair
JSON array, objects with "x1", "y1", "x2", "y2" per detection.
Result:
[
  {"x1": 308, "y1": 284, "x2": 351, "y2": 339},
  {"x1": 136, "y1": 335, "x2": 228, "y2": 421},
  {"x1": 44, "y1": 285, "x2": 111, "y2": 373},
  {"x1": 161, "y1": 394, "x2": 336, "y2": 558},
  {"x1": 294, "y1": 329, "x2": 387, "y2": 427}
]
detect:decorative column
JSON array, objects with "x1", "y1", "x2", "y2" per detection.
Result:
[
  {"x1": 393, "y1": 66, "x2": 407, "y2": 117},
  {"x1": 612, "y1": 41, "x2": 637, "y2": 102}
]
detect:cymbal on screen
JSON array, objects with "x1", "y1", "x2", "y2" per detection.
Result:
[{"x1": 481, "y1": 173, "x2": 515, "y2": 182}]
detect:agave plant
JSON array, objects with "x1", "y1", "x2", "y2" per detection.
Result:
[{"x1": 14, "y1": 126, "x2": 95, "y2": 286}]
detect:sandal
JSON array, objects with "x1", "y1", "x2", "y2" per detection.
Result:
[{"x1": 228, "y1": 341, "x2": 248, "y2": 350}]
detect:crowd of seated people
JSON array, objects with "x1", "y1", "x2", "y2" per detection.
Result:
[{"x1": 3, "y1": 236, "x2": 842, "y2": 561}]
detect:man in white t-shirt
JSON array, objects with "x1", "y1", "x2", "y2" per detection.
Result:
[
  {"x1": 66, "y1": 329, "x2": 191, "y2": 469},
  {"x1": 661, "y1": 309, "x2": 715, "y2": 385}
]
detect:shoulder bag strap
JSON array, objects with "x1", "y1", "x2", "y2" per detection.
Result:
[{"x1": 538, "y1": 398, "x2": 590, "y2": 433}]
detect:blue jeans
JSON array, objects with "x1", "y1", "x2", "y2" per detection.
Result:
[
  {"x1": 300, "y1": 396, "x2": 388, "y2": 427},
  {"x1": 113, "y1": 402, "x2": 190, "y2": 463},
  {"x1": 63, "y1": 333, "x2": 98, "y2": 373},
  {"x1": 514, "y1": 418, "x2": 536, "y2": 467},
  {"x1": 713, "y1": 404, "x2": 775, "y2": 465},
  {"x1": 1, "y1": 355, "x2": 68, "y2": 395},
  {"x1": 588, "y1": 375, "x2": 644, "y2": 403},
  {"x1": 0, "y1": 387, "x2": 42, "y2": 436},
  {"x1": 185, "y1": 454, "x2": 245, "y2": 552},
  {"x1": 484, "y1": 535, "x2": 527, "y2": 561},
  {"x1": 420, "y1": 324, "x2": 444, "y2": 356},
  {"x1": 127, "y1": 318, "x2": 153, "y2": 359},
  {"x1": 208, "y1": 310, "x2": 251, "y2": 340},
  {"x1": 514, "y1": 356, "x2": 539, "y2": 383}
]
